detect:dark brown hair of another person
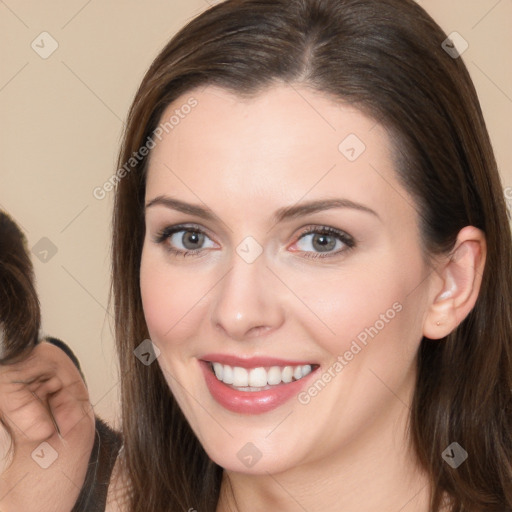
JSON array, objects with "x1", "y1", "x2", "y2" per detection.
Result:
[{"x1": 0, "y1": 211, "x2": 40, "y2": 364}]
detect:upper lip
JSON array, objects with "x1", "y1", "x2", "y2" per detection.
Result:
[{"x1": 200, "y1": 353, "x2": 317, "y2": 368}]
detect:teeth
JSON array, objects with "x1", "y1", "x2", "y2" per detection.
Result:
[
  {"x1": 213, "y1": 362, "x2": 223, "y2": 380},
  {"x1": 233, "y1": 367, "x2": 249, "y2": 387},
  {"x1": 267, "y1": 366, "x2": 282, "y2": 385},
  {"x1": 210, "y1": 362, "x2": 314, "y2": 388},
  {"x1": 282, "y1": 366, "x2": 293, "y2": 383},
  {"x1": 249, "y1": 367, "x2": 267, "y2": 387},
  {"x1": 223, "y1": 365, "x2": 234, "y2": 385}
]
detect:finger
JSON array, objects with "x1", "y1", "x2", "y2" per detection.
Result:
[
  {"x1": 0, "y1": 377, "x2": 64, "y2": 443},
  {"x1": 0, "y1": 375, "x2": 63, "y2": 417},
  {"x1": 47, "y1": 386, "x2": 93, "y2": 438},
  {"x1": 1, "y1": 397, "x2": 56, "y2": 443}
]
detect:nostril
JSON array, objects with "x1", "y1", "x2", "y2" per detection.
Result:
[{"x1": 247, "y1": 325, "x2": 271, "y2": 337}]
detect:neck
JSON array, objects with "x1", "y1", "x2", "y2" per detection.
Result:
[{"x1": 216, "y1": 402, "x2": 432, "y2": 512}]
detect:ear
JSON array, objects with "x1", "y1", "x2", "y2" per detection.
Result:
[{"x1": 423, "y1": 226, "x2": 486, "y2": 340}]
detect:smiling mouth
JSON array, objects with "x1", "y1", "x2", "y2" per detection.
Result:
[{"x1": 207, "y1": 361, "x2": 319, "y2": 392}]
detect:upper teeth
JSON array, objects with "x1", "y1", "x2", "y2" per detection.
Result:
[{"x1": 211, "y1": 363, "x2": 312, "y2": 388}]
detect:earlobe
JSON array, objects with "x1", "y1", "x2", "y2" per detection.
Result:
[{"x1": 423, "y1": 226, "x2": 486, "y2": 340}]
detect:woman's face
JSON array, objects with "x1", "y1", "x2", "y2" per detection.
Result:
[{"x1": 140, "y1": 84, "x2": 436, "y2": 474}]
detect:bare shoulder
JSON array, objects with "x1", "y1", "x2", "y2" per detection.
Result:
[{"x1": 106, "y1": 446, "x2": 132, "y2": 512}]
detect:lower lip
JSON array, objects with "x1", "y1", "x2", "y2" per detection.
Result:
[{"x1": 199, "y1": 360, "x2": 317, "y2": 414}]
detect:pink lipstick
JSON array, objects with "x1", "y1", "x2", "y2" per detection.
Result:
[{"x1": 199, "y1": 354, "x2": 318, "y2": 414}]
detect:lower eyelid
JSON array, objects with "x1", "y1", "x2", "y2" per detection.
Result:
[{"x1": 300, "y1": 246, "x2": 352, "y2": 259}]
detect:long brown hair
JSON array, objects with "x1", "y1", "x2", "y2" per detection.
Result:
[{"x1": 110, "y1": 1, "x2": 512, "y2": 510}]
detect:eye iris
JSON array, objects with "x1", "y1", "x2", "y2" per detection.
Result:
[
  {"x1": 312, "y1": 234, "x2": 336, "y2": 252},
  {"x1": 182, "y1": 231, "x2": 204, "y2": 249}
]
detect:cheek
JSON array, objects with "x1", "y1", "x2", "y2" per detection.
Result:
[
  {"x1": 139, "y1": 246, "x2": 211, "y2": 346},
  {"x1": 288, "y1": 253, "x2": 426, "y2": 359}
]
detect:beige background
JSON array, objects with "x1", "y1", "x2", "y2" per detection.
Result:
[{"x1": 1, "y1": 0, "x2": 511, "y2": 426}]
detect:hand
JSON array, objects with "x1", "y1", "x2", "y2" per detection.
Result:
[{"x1": 0, "y1": 341, "x2": 96, "y2": 512}]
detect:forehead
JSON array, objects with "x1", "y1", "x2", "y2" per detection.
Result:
[{"x1": 145, "y1": 84, "x2": 416, "y2": 228}]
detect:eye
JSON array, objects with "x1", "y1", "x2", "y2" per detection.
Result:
[
  {"x1": 153, "y1": 224, "x2": 217, "y2": 256},
  {"x1": 290, "y1": 226, "x2": 355, "y2": 259}
]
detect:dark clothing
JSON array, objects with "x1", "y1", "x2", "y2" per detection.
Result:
[
  {"x1": 72, "y1": 417, "x2": 122, "y2": 512},
  {"x1": 44, "y1": 337, "x2": 122, "y2": 512}
]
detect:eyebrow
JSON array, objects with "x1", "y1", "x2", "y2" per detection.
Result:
[
  {"x1": 145, "y1": 196, "x2": 220, "y2": 221},
  {"x1": 145, "y1": 196, "x2": 380, "y2": 223},
  {"x1": 273, "y1": 198, "x2": 379, "y2": 223}
]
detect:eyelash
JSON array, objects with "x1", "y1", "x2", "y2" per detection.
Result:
[
  {"x1": 153, "y1": 223, "x2": 209, "y2": 258},
  {"x1": 294, "y1": 226, "x2": 355, "y2": 259},
  {"x1": 153, "y1": 224, "x2": 355, "y2": 259}
]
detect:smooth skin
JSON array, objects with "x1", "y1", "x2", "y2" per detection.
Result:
[
  {"x1": 131, "y1": 84, "x2": 486, "y2": 512},
  {"x1": 0, "y1": 341, "x2": 95, "y2": 512}
]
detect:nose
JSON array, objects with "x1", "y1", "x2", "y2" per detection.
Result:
[{"x1": 210, "y1": 250, "x2": 285, "y2": 341}]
